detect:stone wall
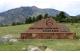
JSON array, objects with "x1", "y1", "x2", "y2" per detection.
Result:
[{"x1": 20, "y1": 33, "x2": 75, "y2": 39}]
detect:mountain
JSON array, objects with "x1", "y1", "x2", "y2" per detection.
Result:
[{"x1": 0, "y1": 6, "x2": 69, "y2": 25}]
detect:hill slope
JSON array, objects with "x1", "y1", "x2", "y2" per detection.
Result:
[{"x1": 0, "y1": 6, "x2": 69, "y2": 25}]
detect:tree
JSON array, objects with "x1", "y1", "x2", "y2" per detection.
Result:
[
  {"x1": 12, "y1": 22, "x2": 16, "y2": 26},
  {"x1": 28, "y1": 17, "x2": 33, "y2": 23},
  {"x1": 37, "y1": 14, "x2": 43, "y2": 21},
  {"x1": 25, "y1": 17, "x2": 33, "y2": 24},
  {"x1": 32, "y1": 17, "x2": 36, "y2": 22},
  {"x1": 25, "y1": 17, "x2": 29, "y2": 24},
  {"x1": 0, "y1": 24, "x2": 4, "y2": 27},
  {"x1": 44, "y1": 14, "x2": 48, "y2": 19},
  {"x1": 56, "y1": 11, "x2": 67, "y2": 22},
  {"x1": 16, "y1": 22, "x2": 23, "y2": 25}
]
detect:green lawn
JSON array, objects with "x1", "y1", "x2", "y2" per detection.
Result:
[{"x1": 0, "y1": 23, "x2": 80, "y2": 51}]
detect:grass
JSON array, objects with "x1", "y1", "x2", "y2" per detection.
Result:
[
  {"x1": 0, "y1": 23, "x2": 80, "y2": 51},
  {"x1": 65, "y1": 23, "x2": 80, "y2": 38},
  {"x1": 0, "y1": 24, "x2": 32, "y2": 37},
  {"x1": 0, "y1": 39, "x2": 80, "y2": 51}
]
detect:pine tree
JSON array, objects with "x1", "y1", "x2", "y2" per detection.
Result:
[
  {"x1": 12, "y1": 22, "x2": 16, "y2": 26},
  {"x1": 37, "y1": 14, "x2": 43, "y2": 21},
  {"x1": 57, "y1": 11, "x2": 67, "y2": 22},
  {"x1": 44, "y1": 14, "x2": 48, "y2": 19},
  {"x1": 32, "y1": 17, "x2": 36, "y2": 22}
]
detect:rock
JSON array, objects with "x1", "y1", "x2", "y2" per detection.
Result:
[
  {"x1": 30, "y1": 47, "x2": 41, "y2": 51},
  {"x1": 22, "y1": 47, "x2": 27, "y2": 51},
  {"x1": 45, "y1": 48, "x2": 53, "y2": 51},
  {"x1": 2, "y1": 34, "x2": 14, "y2": 39},
  {"x1": 0, "y1": 38, "x2": 5, "y2": 44},
  {"x1": 27, "y1": 45, "x2": 41, "y2": 51},
  {"x1": 27, "y1": 45, "x2": 48, "y2": 51},
  {"x1": 0, "y1": 34, "x2": 16, "y2": 44},
  {"x1": 9, "y1": 39, "x2": 18, "y2": 43},
  {"x1": 0, "y1": 37, "x2": 9, "y2": 44},
  {"x1": 38, "y1": 46, "x2": 47, "y2": 51},
  {"x1": 27, "y1": 45, "x2": 34, "y2": 50}
]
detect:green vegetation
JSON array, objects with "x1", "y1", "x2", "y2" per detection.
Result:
[
  {"x1": 65, "y1": 23, "x2": 80, "y2": 38},
  {"x1": 56, "y1": 11, "x2": 67, "y2": 22},
  {"x1": 0, "y1": 24, "x2": 32, "y2": 37},
  {"x1": 0, "y1": 23, "x2": 80, "y2": 38},
  {"x1": 0, "y1": 39, "x2": 80, "y2": 51},
  {"x1": 0, "y1": 23, "x2": 80, "y2": 51},
  {"x1": 1, "y1": 12, "x2": 80, "y2": 27}
]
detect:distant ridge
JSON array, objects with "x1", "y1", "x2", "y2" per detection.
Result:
[{"x1": 0, "y1": 6, "x2": 69, "y2": 25}]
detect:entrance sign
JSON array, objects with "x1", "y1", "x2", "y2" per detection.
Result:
[{"x1": 21, "y1": 17, "x2": 76, "y2": 39}]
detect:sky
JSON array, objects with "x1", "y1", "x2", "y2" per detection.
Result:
[{"x1": 0, "y1": 0, "x2": 80, "y2": 16}]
